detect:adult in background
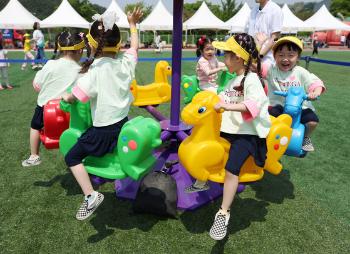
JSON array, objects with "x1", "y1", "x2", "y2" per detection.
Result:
[
  {"x1": 347, "y1": 33, "x2": 350, "y2": 48},
  {"x1": 247, "y1": 0, "x2": 283, "y2": 65},
  {"x1": 32, "y1": 22, "x2": 46, "y2": 69}
]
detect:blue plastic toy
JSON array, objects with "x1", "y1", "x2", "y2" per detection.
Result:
[{"x1": 274, "y1": 86, "x2": 310, "y2": 157}]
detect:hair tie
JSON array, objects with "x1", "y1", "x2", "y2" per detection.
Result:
[{"x1": 92, "y1": 12, "x2": 119, "y2": 32}]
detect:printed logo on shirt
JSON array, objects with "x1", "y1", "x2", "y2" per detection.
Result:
[
  {"x1": 223, "y1": 88, "x2": 244, "y2": 104},
  {"x1": 274, "y1": 77, "x2": 302, "y2": 91}
]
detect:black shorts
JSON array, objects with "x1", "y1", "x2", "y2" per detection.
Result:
[
  {"x1": 30, "y1": 105, "x2": 44, "y2": 130},
  {"x1": 269, "y1": 105, "x2": 319, "y2": 124},
  {"x1": 65, "y1": 117, "x2": 128, "y2": 167},
  {"x1": 220, "y1": 133, "x2": 267, "y2": 176}
]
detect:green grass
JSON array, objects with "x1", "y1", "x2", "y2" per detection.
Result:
[{"x1": 0, "y1": 51, "x2": 349, "y2": 253}]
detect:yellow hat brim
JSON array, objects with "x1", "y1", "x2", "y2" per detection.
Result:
[
  {"x1": 212, "y1": 41, "x2": 232, "y2": 51},
  {"x1": 272, "y1": 36, "x2": 303, "y2": 52}
]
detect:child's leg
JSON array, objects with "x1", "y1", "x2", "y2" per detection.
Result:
[
  {"x1": 268, "y1": 104, "x2": 284, "y2": 117},
  {"x1": 210, "y1": 138, "x2": 251, "y2": 240},
  {"x1": 30, "y1": 128, "x2": 41, "y2": 155},
  {"x1": 22, "y1": 53, "x2": 27, "y2": 69},
  {"x1": 65, "y1": 143, "x2": 104, "y2": 220},
  {"x1": 70, "y1": 163, "x2": 94, "y2": 196},
  {"x1": 0, "y1": 67, "x2": 4, "y2": 89},
  {"x1": 301, "y1": 109, "x2": 319, "y2": 152}
]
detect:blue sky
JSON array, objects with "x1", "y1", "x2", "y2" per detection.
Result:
[{"x1": 90, "y1": 0, "x2": 324, "y2": 11}]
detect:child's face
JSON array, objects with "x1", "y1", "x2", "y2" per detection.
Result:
[
  {"x1": 202, "y1": 43, "x2": 215, "y2": 60},
  {"x1": 224, "y1": 51, "x2": 243, "y2": 73},
  {"x1": 275, "y1": 46, "x2": 299, "y2": 72}
]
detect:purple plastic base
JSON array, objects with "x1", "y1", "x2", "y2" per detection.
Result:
[{"x1": 115, "y1": 144, "x2": 224, "y2": 210}]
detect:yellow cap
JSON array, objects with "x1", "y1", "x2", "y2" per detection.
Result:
[
  {"x1": 272, "y1": 36, "x2": 303, "y2": 52},
  {"x1": 24, "y1": 33, "x2": 30, "y2": 37},
  {"x1": 212, "y1": 36, "x2": 250, "y2": 63}
]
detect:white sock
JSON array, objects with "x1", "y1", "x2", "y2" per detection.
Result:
[
  {"x1": 85, "y1": 191, "x2": 98, "y2": 209},
  {"x1": 193, "y1": 180, "x2": 207, "y2": 188}
]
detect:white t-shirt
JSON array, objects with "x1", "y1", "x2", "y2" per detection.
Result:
[
  {"x1": 33, "y1": 29, "x2": 45, "y2": 47},
  {"x1": 219, "y1": 72, "x2": 271, "y2": 138},
  {"x1": 33, "y1": 58, "x2": 81, "y2": 106},
  {"x1": 72, "y1": 49, "x2": 137, "y2": 127},
  {"x1": 0, "y1": 49, "x2": 8, "y2": 67},
  {"x1": 247, "y1": 0, "x2": 283, "y2": 65}
]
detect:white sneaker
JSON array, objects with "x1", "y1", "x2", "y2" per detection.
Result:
[
  {"x1": 22, "y1": 155, "x2": 41, "y2": 167},
  {"x1": 76, "y1": 192, "x2": 104, "y2": 220},
  {"x1": 185, "y1": 181, "x2": 210, "y2": 193},
  {"x1": 209, "y1": 210, "x2": 230, "y2": 240},
  {"x1": 302, "y1": 136, "x2": 315, "y2": 152},
  {"x1": 32, "y1": 65, "x2": 38, "y2": 70}
]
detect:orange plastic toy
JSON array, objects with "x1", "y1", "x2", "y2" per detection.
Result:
[
  {"x1": 178, "y1": 91, "x2": 293, "y2": 183},
  {"x1": 40, "y1": 99, "x2": 70, "y2": 149},
  {"x1": 131, "y1": 61, "x2": 172, "y2": 106}
]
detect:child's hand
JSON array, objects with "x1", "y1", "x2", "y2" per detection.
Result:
[
  {"x1": 308, "y1": 87, "x2": 323, "y2": 100},
  {"x1": 127, "y1": 7, "x2": 143, "y2": 25},
  {"x1": 308, "y1": 91, "x2": 321, "y2": 100},
  {"x1": 62, "y1": 93, "x2": 75, "y2": 104},
  {"x1": 214, "y1": 102, "x2": 226, "y2": 113}
]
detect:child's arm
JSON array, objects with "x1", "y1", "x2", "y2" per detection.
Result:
[
  {"x1": 214, "y1": 101, "x2": 248, "y2": 113},
  {"x1": 199, "y1": 60, "x2": 225, "y2": 76},
  {"x1": 301, "y1": 70, "x2": 326, "y2": 100},
  {"x1": 127, "y1": 7, "x2": 143, "y2": 51}
]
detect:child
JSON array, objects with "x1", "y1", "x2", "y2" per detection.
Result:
[
  {"x1": 21, "y1": 33, "x2": 35, "y2": 70},
  {"x1": 21, "y1": 31, "x2": 85, "y2": 167},
  {"x1": 209, "y1": 33, "x2": 271, "y2": 240},
  {"x1": 184, "y1": 37, "x2": 226, "y2": 193},
  {"x1": 0, "y1": 41, "x2": 12, "y2": 90},
  {"x1": 264, "y1": 36, "x2": 325, "y2": 152},
  {"x1": 196, "y1": 36, "x2": 226, "y2": 93},
  {"x1": 32, "y1": 22, "x2": 46, "y2": 69},
  {"x1": 62, "y1": 9, "x2": 143, "y2": 221}
]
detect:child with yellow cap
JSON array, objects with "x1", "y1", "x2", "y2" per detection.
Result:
[
  {"x1": 206, "y1": 33, "x2": 271, "y2": 240},
  {"x1": 264, "y1": 36, "x2": 326, "y2": 152},
  {"x1": 21, "y1": 33, "x2": 35, "y2": 70}
]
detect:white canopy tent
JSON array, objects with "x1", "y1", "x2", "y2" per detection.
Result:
[
  {"x1": 139, "y1": 0, "x2": 173, "y2": 31},
  {"x1": 281, "y1": 4, "x2": 309, "y2": 33},
  {"x1": 225, "y1": 3, "x2": 251, "y2": 33},
  {"x1": 40, "y1": 0, "x2": 89, "y2": 29},
  {"x1": 184, "y1": 2, "x2": 228, "y2": 30},
  {"x1": 104, "y1": 0, "x2": 129, "y2": 28},
  {"x1": 0, "y1": 0, "x2": 40, "y2": 29},
  {"x1": 304, "y1": 5, "x2": 350, "y2": 31}
]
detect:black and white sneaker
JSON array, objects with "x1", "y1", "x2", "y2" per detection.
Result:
[
  {"x1": 302, "y1": 136, "x2": 315, "y2": 152},
  {"x1": 76, "y1": 192, "x2": 104, "y2": 220},
  {"x1": 209, "y1": 210, "x2": 230, "y2": 240},
  {"x1": 185, "y1": 181, "x2": 210, "y2": 193}
]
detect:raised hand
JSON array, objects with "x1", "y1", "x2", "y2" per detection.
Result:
[{"x1": 127, "y1": 7, "x2": 143, "y2": 25}]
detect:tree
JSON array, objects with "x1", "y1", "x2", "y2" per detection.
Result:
[
  {"x1": 330, "y1": 0, "x2": 350, "y2": 18},
  {"x1": 220, "y1": 0, "x2": 242, "y2": 22},
  {"x1": 289, "y1": 2, "x2": 316, "y2": 20},
  {"x1": 124, "y1": 2, "x2": 152, "y2": 22},
  {"x1": 69, "y1": 0, "x2": 106, "y2": 22},
  {"x1": 183, "y1": 1, "x2": 222, "y2": 21}
]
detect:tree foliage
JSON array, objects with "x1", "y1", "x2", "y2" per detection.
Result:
[
  {"x1": 330, "y1": 0, "x2": 350, "y2": 18},
  {"x1": 124, "y1": 2, "x2": 152, "y2": 23},
  {"x1": 183, "y1": 0, "x2": 241, "y2": 22},
  {"x1": 0, "y1": 0, "x2": 105, "y2": 21},
  {"x1": 289, "y1": 2, "x2": 316, "y2": 20}
]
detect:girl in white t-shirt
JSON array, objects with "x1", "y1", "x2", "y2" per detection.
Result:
[
  {"x1": 0, "y1": 42, "x2": 12, "y2": 90},
  {"x1": 32, "y1": 22, "x2": 46, "y2": 69},
  {"x1": 22, "y1": 31, "x2": 84, "y2": 167},
  {"x1": 209, "y1": 33, "x2": 271, "y2": 240},
  {"x1": 62, "y1": 9, "x2": 143, "y2": 221}
]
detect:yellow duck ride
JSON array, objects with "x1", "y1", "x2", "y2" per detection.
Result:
[
  {"x1": 131, "y1": 61, "x2": 172, "y2": 106},
  {"x1": 178, "y1": 91, "x2": 293, "y2": 184}
]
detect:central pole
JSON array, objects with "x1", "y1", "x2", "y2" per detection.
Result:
[{"x1": 170, "y1": 0, "x2": 184, "y2": 126}]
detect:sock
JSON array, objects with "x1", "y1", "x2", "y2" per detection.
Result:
[
  {"x1": 219, "y1": 207, "x2": 230, "y2": 215},
  {"x1": 193, "y1": 180, "x2": 208, "y2": 188},
  {"x1": 85, "y1": 191, "x2": 98, "y2": 209}
]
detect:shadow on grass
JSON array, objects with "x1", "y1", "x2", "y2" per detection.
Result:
[
  {"x1": 250, "y1": 169, "x2": 295, "y2": 204},
  {"x1": 87, "y1": 192, "x2": 168, "y2": 243},
  {"x1": 33, "y1": 171, "x2": 82, "y2": 196}
]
